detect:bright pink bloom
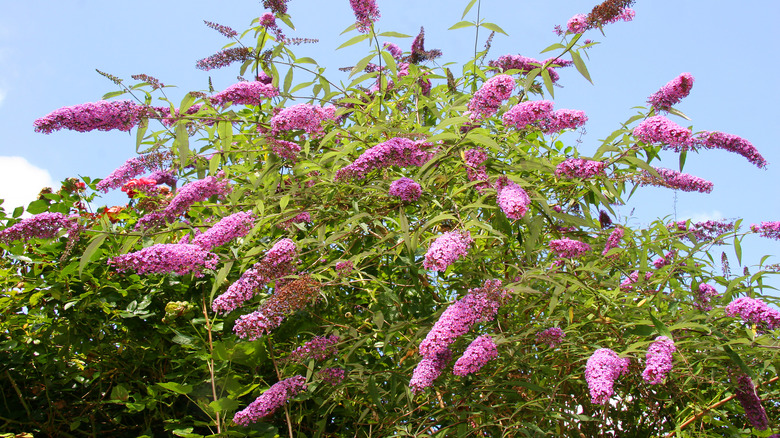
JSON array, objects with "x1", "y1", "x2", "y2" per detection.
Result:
[
  {"x1": 109, "y1": 243, "x2": 218, "y2": 277},
  {"x1": 453, "y1": 335, "x2": 498, "y2": 376},
  {"x1": 191, "y1": 212, "x2": 255, "y2": 250},
  {"x1": 734, "y1": 374, "x2": 769, "y2": 431},
  {"x1": 536, "y1": 327, "x2": 565, "y2": 348},
  {"x1": 751, "y1": 221, "x2": 780, "y2": 240},
  {"x1": 642, "y1": 336, "x2": 675, "y2": 385},
  {"x1": 423, "y1": 230, "x2": 473, "y2": 272},
  {"x1": 97, "y1": 152, "x2": 171, "y2": 193},
  {"x1": 211, "y1": 81, "x2": 279, "y2": 106},
  {"x1": 34, "y1": 100, "x2": 146, "y2": 134},
  {"x1": 335, "y1": 260, "x2": 354, "y2": 276},
  {"x1": 349, "y1": 0, "x2": 380, "y2": 33},
  {"x1": 695, "y1": 131, "x2": 767, "y2": 169},
  {"x1": 467, "y1": 74, "x2": 515, "y2": 120},
  {"x1": 389, "y1": 177, "x2": 422, "y2": 201},
  {"x1": 196, "y1": 47, "x2": 253, "y2": 71},
  {"x1": 383, "y1": 42, "x2": 403, "y2": 59},
  {"x1": 0, "y1": 213, "x2": 76, "y2": 244},
  {"x1": 566, "y1": 14, "x2": 588, "y2": 33},
  {"x1": 334, "y1": 138, "x2": 432, "y2": 181},
  {"x1": 538, "y1": 109, "x2": 588, "y2": 134},
  {"x1": 549, "y1": 238, "x2": 591, "y2": 259},
  {"x1": 585, "y1": 348, "x2": 630, "y2": 405},
  {"x1": 669, "y1": 220, "x2": 735, "y2": 243},
  {"x1": 694, "y1": 283, "x2": 719, "y2": 311},
  {"x1": 602, "y1": 226, "x2": 624, "y2": 257},
  {"x1": 269, "y1": 104, "x2": 336, "y2": 137},
  {"x1": 555, "y1": 158, "x2": 605, "y2": 179},
  {"x1": 233, "y1": 376, "x2": 306, "y2": 425},
  {"x1": 136, "y1": 175, "x2": 231, "y2": 228},
  {"x1": 495, "y1": 176, "x2": 530, "y2": 220},
  {"x1": 725, "y1": 296, "x2": 780, "y2": 330},
  {"x1": 317, "y1": 367, "x2": 346, "y2": 386},
  {"x1": 641, "y1": 167, "x2": 713, "y2": 194},
  {"x1": 287, "y1": 335, "x2": 340, "y2": 363},
  {"x1": 633, "y1": 115, "x2": 693, "y2": 151},
  {"x1": 648, "y1": 73, "x2": 695, "y2": 111},
  {"x1": 418, "y1": 280, "x2": 506, "y2": 358},
  {"x1": 409, "y1": 348, "x2": 451, "y2": 393},
  {"x1": 502, "y1": 100, "x2": 554, "y2": 129}
]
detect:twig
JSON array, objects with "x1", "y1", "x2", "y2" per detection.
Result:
[
  {"x1": 202, "y1": 299, "x2": 222, "y2": 434},
  {"x1": 268, "y1": 338, "x2": 295, "y2": 438},
  {"x1": 4, "y1": 370, "x2": 32, "y2": 419}
]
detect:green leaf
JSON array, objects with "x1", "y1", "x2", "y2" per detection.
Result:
[
  {"x1": 722, "y1": 345, "x2": 754, "y2": 379},
  {"x1": 541, "y1": 69, "x2": 554, "y2": 98},
  {"x1": 540, "y1": 43, "x2": 566, "y2": 53},
  {"x1": 174, "y1": 122, "x2": 190, "y2": 165},
  {"x1": 461, "y1": 0, "x2": 478, "y2": 19},
  {"x1": 135, "y1": 118, "x2": 149, "y2": 151},
  {"x1": 79, "y1": 234, "x2": 107, "y2": 277},
  {"x1": 481, "y1": 22, "x2": 508, "y2": 36},
  {"x1": 12, "y1": 206, "x2": 23, "y2": 218},
  {"x1": 570, "y1": 50, "x2": 592, "y2": 84},
  {"x1": 448, "y1": 21, "x2": 474, "y2": 31},
  {"x1": 734, "y1": 236, "x2": 742, "y2": 265},
  {"x1": 295, "y1": 57, "x2": 317, "y2": 65},
  {"x1": 648, "y1": 312, "x2": 673, "y2": 339},
  {"x1": 283, "y1": 67, "x2": 294, "y2": 94},
  {"x1": 350, "y1": 53, "x2": 375, "y2": 78},
  {"x1": 157, "y1": 382, "x2": 194, "y2": 395},
  {"x1": 211, "y1": 260, "x2": 234, "y2": 301},
  {"x1": 110, "y1": 384, "x2": 130, "y2": 402},
  {"x1": 102, "y1": 90, "x2": 126, "y2": 100},
  {"x1": 209, "y1": 397, "x2": 240, "y2": 413},
  {"x1": 336, "y1": 33, "x2": 371, "y2": 50},
  {"x1": 378, "y1": 31, "x2": 412, "y2": 38},
  {"x1": 26, "y1": 199, "x2": 48, "y2": 215}
]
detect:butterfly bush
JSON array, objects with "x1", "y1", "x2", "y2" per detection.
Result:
[
  {"x1": 555, "y1": 158, "x2": 605, "y2": 179},
  {"x1": 751, "y1": 221, "x2": 780, "y2": 240},
  {"x1": 97, "y1": 152, "x2": 171, "y2": 192},
  {"x1": 389, "y1": 177, "x2": 422, "y2": 201},
  {"x1": 136, "y1": 175, "x2": 231, "y2": 228},
  {"x1": 633, "y1": 115, "x2": 693, "y2": 151},
  {"x1": 648, "y1": 73, "x2": 695, "y2": 112},
  {"x1": 549, "y1": 238, "x2": 591, "y2": 259},
  {"x1": 453, "y1": 335, "x2": 498, "y2": 376},
  {"x1": 637, "y1": 167, "x2": 713, "y2": 193},
  {"x1": 335, "y1": 137, "x2": 433, "y2": 181},
  {"x1": 695, "y1": 131, "x2": 767, "y2": 169},
  {"x1": 233, "y1": 275, "x2": 320, "y2": 340},
  {"x1": 495, "y1": 177, "x2": 530, "y2": 220},
  {"x1": 335, "y1": 260, "x2": 354, "y2": 277},
  {"x1": 536, "y1": 327, "x2": 565, "y2": 348},
  {"x1": 418, "y1": 280, "x2": 506, "y2": 358},
  {"x1": 0, "y1": 213, "x2": 76, "y2": 244},
  {"x1": 585, "y1": 348, "x2": 630, "y2": 405},
  {"x1": 642, "y1": 336, "x2": 675, "y2": 384},
  {"x1": 724, "y1": 296, "x2": 780, "y2": 331},
  {"x1": 423, "y1": 230, "x2": 473, "y2": 272},
  {"x1": 269, "y1": 103, "x2": 336, "y2": 137},
  {"x1": 233, "y1": 375, "x2": 306, "y2": 426},
  {"x1": 109, "y1": 243, "x2": 218, "y2": 277},
  {"x1": 349, "y1": 0, "x2": 380, "y2": 33},
  {"x1": 191, "y1": 211, "x2": 255, "y2": 250},
  {"x1": 538, "y1": 109, "x2": 588, "y2": 134},
  {"x1": 210, "y1": 81, "x2": 279, "y2": 106},
  {"x1": 286, "y1": 335, "x2": 340, "y2": 363},
  {"x1": 602, "y1": 226, "x2": 624, "y2": 256},
  {"x1": 467, "y1": 74, "x2": 515, "y2": 121},
  {"x1": 317, "y1": 367, "x2": 346, "y2": 386},
  {"x1": 34, "y1": 100, "x2": 147, "y2": 134},
  {"x1": 669, "y1": 220, "x2": 735, "y2": 243},
  {"x1": 734, "y1": 374, "x2": 769, "y2": 431},
  {"x1": 195, "y1": 47, "x2": 253, "y2": 71},
  {"x1": 694, "y1": 284, "x2": 719, "y2": 311},
  {"x1": 212, "y1": 238, "x2": 298, "y2": 314},
  {"x1": 564, "y1": 1, "x2": 635, "y2": 34},
  {"x1": 502, "y1": 100, "x2": 554, "y2": 130},
  {"x1": 489, "y1": 55, "x2": 571, "y2": 82},
  {"x1": 409, "y1": 348, "x2": 452, "y2": 393}
]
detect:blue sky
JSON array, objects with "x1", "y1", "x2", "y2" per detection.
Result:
[{"x1": 0, "y1": 0, "x2": 778, "y2": 284}]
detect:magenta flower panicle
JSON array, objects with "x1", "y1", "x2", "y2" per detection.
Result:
[
  {"x1": 633, "y1": 115, "x2": 693, "y2": 151},
  {"x1": 495, "y1": 176, "x2": 530, "y2": 220},
  {"x1": 0, "y1": 212, "x2": 77, "y2": 244},
  {"x1": 585, "y1": 348, "x2": 630, "y2": 405},
  {"x1": 423, "y1": 230, "x2": 473, "y2": 272},
  {"x1": 734, "y1": 374, "x2": 769, "y2": 431},
  {"x1": 210, "y1": 81, "x2": 279, "y2": 106},
  {"x1": 693, "y1": 283, "x2": 719, "y2": 311},
  {"x1": 502, "y1": 100, "x2": 554, "y2": 130},
  {"x1": 636, "y1": 167, "x2": 713, "y2": 194},
  {"x1": 349, "y1": 0, "x2": 380, "y2": 33},
  {"x1": 335, "y1": 137, "x2": 432, "y2": 182},
  {"x1": 269, "y1": 103, "x2": 336, "y2": 137},
  {"x1": 555, "y1": 158, "x2": 605, "y2": 179},
  {"x1": 191, "y1": 211, "x2": 255, "y2": 250},
  {"x1": 642, "y1": 336, "x2": 675, "y2": 385},
  {"x1": 34, "y1": 100, "x2": 146, "y2": 134},
  {"x1": 647, "y1": 73, "x2": 694, "y2": 112},
  {"x1": 453, "y1": 335, "x2": 498, "y2": 376},
  {"x1": 549, "y1": 238, "x2": 592, "y2": 259},
  {"x1": 751, "y1": 221, "x2": 780, "y2": 241},
  {"x1": 724, "y1": 296, "x2": 780, "y2": 331},
  {"x1": 286, "y1": 335, "x2": 340, "y2": 363},
  {"x1": 467, "y1": 74, "x2": 515, "y2": 121},
  {"x1": 602, "y1": 226, "x2": 624, "y2": 257},
  {"x1": 536, "y1": 327, "x2": 565, "y2": 348},
  {"x1": 409, "y1": 348, "x2": 451, "y2": 393},
  {"x1": 109, "y1": 243, "x2": 218, "y2": 277},
  {"x1": 233, "y1": 375, "x2": 306, "y2": 426},
  {"x1": 389, "y1": 177, "x2": 422, "y2": 202},
  {"x1": 695, "y1": 131, "x2": 767, "y2": 169},
  {"x1": 96, "y1": 152, "x2": 172, "y2": 193}
]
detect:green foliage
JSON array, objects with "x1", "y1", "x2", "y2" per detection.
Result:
[{"x1": 1, "y1": 2, "x2": 779, "y2": 437}]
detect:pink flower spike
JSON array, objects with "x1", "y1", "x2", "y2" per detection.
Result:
[
  {"x1": 695, "y1": 131, "x2": 767, "y2": 169},
  {"x1": 648, "y1": 73, "x2": 695, "y2": 112},
  {"x1": 423, "y1": 230, "x2": 473, "y2": 272},
  {"x1": 453, "y1": 335, "x2": 498, "y2": 376},
  {"x1": 633, "y1": 115, "x2": 693, "y2": 151},
  {"x1": 349, "y1": 0, "x2": 380, "y2": 33},
  {"x1": 233, "y1": 376, "x2": 306, "y2": 425},
  {"x1": 467, "y1": 74, "x2": 515, "y2": 121},
  {"x1": 585, "y1": 348, "x2": 630, "y2": 405},
  {"x1": 642, "y1": 336, "x2": 675, "y2": 385}
]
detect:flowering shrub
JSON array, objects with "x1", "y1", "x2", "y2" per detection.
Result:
[{"x1": 3, "y1": 1, "x2": 780, "y2": 437}]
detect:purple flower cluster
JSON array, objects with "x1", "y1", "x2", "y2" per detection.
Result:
[
  {"x1": 195, "y1": 47, "x2": 253, "y2": 71},
  {"x1": 453, "y1": 335, "x2": 498, "y2": 376},
  {"x1": 565, "y1": 6, "x2": 635, "y2": 34},
  {"x1": 269, "y1": 104, "x2": 336, "y2": 137},
  {"x1": 536, "y1": 327, "x2": 565, "y2": 348},
  {"x1": 538, "y1": 109, "x2": 588, "y2": 134},
  {"x1": 695, "y1": 131, "x2": 767, "y2": 169},
  {"x1": 233, "y1": 375, "x2": 306, "y2": 426},
  {"x1": 317, "y1": 367, "x2": 346, "y2": 386},
  {"x1": 0, "y1": 212, "x2": 76, "y2": 244},
  {"x1": 467, "y1": 74, "x2": 515, "y2": 121},
  {"x1": 34, "y1": 100, "x2": 147, "y2": 134},
  {"x1": 349, "y1": 0, "x2": 380, "y2": 33},
  {"x1": 647, "y1": 73, "x2": 695, "y2": 112},
  {"x1": 725, "y1": 296, "x2": 780, "y2": 330},
  {"x1": 203, "y1": 20, "x2": 238, "y2": 38},
  {"x1": 266, "y1": 138, "x2": 302, "y2": 161},
  {"x1": 463, "y1": 148, "x2": 487, "y2": 168},
  {"x1": 502, "y1": 100, "x2": 554, "y2": 130},
  {"x1": 642, "y1": 336, "x2": 675, "y2": 385},
  {"x1": 418, "y1": 280, "x2": 506, "y2": 358},
  {"x1": 334, "y1": 137, "x2": 432, "y2": 181},
  {"x1": 495, "y1": 177, "x2": 530, "y2": 220},
  {"x1": 232, "y1": 275, "x2": 320, "y2": 340},
  {"x1": 751, "y1": 221, "x2": 780, "y2": 240},
  {"x1": 335, "y1": 260, "x2": 354, "y2": 276},
  {"x1": 109, "y1": 243, "x2": 218, "y2": 277},
  {"x1": 652, "y1": 251, "x2": 675, "y2": 269},
  {"x1": 602, "y1": 226, "x2": 624, "y2": 257},
  {"x1": 639, "y1": 167, "x2": 713, "y2": 194},
  {"x1": 212, "y1": 238, "x2": 298, "y2": 314},
  {"x1": 694, "y1": 283, "x2": 719, "y2": 311},
  {"x1": 549, "y1": 238, "x2": 592, "y2": 259},
  {"x1": 409, "y1": 348, "x2": 452, "y2": 393},
  {"x1": 259, "y1": 12, "x2": 285, "y2": 40},
  {"x1": 488, "y1": 55, "x2": 571, "y2": 82},
  {"x1": 96, "y1": 152, "x2": 172, "y2": 193},
  {"x1": 669, "y1": 220, "x2": 735, "y2": 243},
  {"x1": 620, "y1": 270, "x2": 652, "y2": 291},
  {"x1": 423, "y1": 230, "x2": 473, "y2": 272},
  {"x1": 383, "y1": 42, "x2": 403, "y2": 59},
  {"x1": 191, "y1": 212, "x2": 255, "y2": 250},
  {"x1": 633, "y1": 115, "x2": 693, "y2": 151},
  {"x1": 262, "y1": 0, "x2": 289, "y2": 15},
  {"x1": 287, "y1": 335, "x2": 340, "y2": 363},
  {"x1": 389, "y1": 177, "x2": 422, "y2": 201},
  {"x1": 464, "y1": 148, "x2": 489, "y2": 192},
  {"x1": 277, "y1": 212, "x2": 312, "y2": 229},
  {"x1": 137, "y1": 175, "x2": 231, "y2": 228},
  {"x1": 734, "y1": 374, "x2": 769, "y2": 431},
  {"x1": 566, "y1": 14, "x2": 589, "y2": 34},
  {"x1": 585, "y1": 348, "x2": 630, "y2": 405},
  {"x1": 210, "y1": 81, "x2": 279, "y2": 106},
  {"x1": 555, "y1": 158, "x2": 606, "y2": 179}
]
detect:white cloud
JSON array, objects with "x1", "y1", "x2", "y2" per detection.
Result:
[
  {"x1": 0, "y1": 156, "x2": 55, "y2": 212},
  {"x1": 0, "y1": 88, "x2": 5, "y2": 108},
  {"x1": 681, "y1": 210, "x2": 725, "y2": 223}
]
